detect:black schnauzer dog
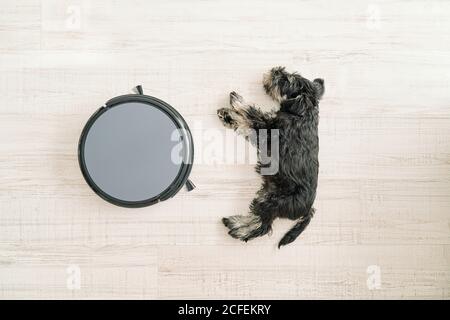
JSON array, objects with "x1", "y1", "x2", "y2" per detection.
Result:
[{"x1": 217, "y1": 67, "x2": 324, "y2": 248}]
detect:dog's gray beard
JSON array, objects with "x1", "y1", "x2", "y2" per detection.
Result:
[
  {"x1": 262, "y1": 72, "x2": 285, "y2": 103},
  {"x1": 227, "y1": 215, "x2": 262, "y2": 239}
]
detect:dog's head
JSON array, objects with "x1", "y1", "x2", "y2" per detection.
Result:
[{"x1": 263, "y1": 66, "x2": 325, "y2": 104}]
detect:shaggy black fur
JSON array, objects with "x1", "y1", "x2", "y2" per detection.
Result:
[{"x1": 218, "y1": 66, "x2": 324, "y2": 248}]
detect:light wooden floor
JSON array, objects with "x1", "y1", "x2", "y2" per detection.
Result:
[{"x1": 1, "y1": 0, "x2": 449, "y2": 299}]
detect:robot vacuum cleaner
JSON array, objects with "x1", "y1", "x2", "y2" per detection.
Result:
[{"x1": 78, "y1": 85, "x2": 195, "y2": 208}]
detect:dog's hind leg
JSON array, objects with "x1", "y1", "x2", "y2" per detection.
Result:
[
  {"x1": 222, "y1": 191, "x2": 277, "y2": 242},
  {"x1": 226, "y1": 191, "x2": 315, "y2": 246},
  {"x1": 222, "y1": 214, "x2": 268, "y2": 242}
]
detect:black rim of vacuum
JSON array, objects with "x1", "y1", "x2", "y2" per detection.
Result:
[{"x1": 78, "y1": 88, "x2": 194, "y2": 208}]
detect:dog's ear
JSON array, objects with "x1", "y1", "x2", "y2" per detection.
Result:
[{"x1": 313, "y1": 78, "x2": 325, "y2": 100}]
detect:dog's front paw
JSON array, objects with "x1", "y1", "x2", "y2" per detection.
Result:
[
  {"x1": 229, "y1": 91, "x2": 245, "y2": 110},
  {"x1": 217, "y1": 107, "x2": 236, "y2": 128}
]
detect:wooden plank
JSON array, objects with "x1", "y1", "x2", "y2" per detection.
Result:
[
  {"x1": 0, "y1": 245, "x2": 158, "y2": 299},
  {"x1": 157, "y1": 245, "x2": 450, "y2": 299}
]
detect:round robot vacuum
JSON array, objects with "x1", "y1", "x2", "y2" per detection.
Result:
[{"x1": 78, "y1": 86, "x2": 194, "y2": 208}]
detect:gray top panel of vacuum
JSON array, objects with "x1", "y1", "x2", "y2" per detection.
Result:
[{"x1": 83, "y1": 101, "x2": 183, "y2": 202}]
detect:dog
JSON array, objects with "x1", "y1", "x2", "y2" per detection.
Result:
[{"x1": 217, "y1": 66, "x2": 324, "y2": 248}]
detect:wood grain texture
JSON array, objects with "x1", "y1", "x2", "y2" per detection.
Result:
[{"x1": 0, "y1": 0, "x2": 449, "y2": 299}]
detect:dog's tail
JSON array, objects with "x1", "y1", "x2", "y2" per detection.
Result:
[{"x1": 278, "y1": 208, "x2": 315, "y2": 248}]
